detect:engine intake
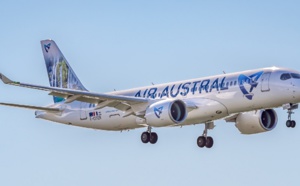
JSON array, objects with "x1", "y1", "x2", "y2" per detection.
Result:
[
  {"x1": 235, "y1": 109, "x2": 277, "y2": 134},
  {"x1": 145, "y1": 100, "x2": 187, "y2": 127}
]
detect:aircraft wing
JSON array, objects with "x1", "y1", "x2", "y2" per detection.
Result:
[{"x1": 0, "y1": 73, "x2": 149, "y2": 112}]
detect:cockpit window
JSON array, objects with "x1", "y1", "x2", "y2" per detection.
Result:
[
  {"x1": 280, "y1": 73, "x2": 291, "y2": 80},
  {"x1": 291, "y1": 73, "x2": 300, "y2": 79}
]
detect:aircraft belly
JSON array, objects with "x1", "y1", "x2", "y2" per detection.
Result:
[
  {"x1": 83, "y1": 111, "x2": 139, "y2": 131},
  {"x1": 39, "y1": 109, "x2": 140, "y2": 131}
]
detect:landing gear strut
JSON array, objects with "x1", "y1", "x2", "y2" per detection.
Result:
[
  {"x1": 141, "y1": 126, "x2": 158, "y2": 144},
  {"x1": 284, "y1": 103, "x2": 298, "y2": 128},
  {"x1": 197, "y1": 122, "x2": 214, "y2": 148}
]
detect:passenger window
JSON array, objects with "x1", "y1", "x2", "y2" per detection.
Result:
[
  {"x1": 280, "y1": 73, "x2": 291, "y2": 80},
  {"x1": 291, "y1": 73, "x2": 300, "y2": 79}
]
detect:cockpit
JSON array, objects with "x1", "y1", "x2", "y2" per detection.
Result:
[{"x1": 280, "y1": 73, "x2": 300, "y2": 80}]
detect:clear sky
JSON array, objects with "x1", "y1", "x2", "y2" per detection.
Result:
[{"x1": 0, "y1": 0, "x2": 300, "y2": 185}]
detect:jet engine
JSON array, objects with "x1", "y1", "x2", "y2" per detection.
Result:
[
  {"x1": 235, "y1": 109, "x2": 277, "y2": 134},
  {"x1": 145, "y1": 100, "x2": 187, "y2": 127}
]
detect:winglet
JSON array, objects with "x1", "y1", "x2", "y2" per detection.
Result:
[
  {"x1": 0, "y1": 73, "x2": 13, "y2": 84},
  {"x1": 0, "y1": 73, "x2": 20, "y2": 85}
]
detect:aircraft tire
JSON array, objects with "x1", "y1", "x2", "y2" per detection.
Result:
[
  {"x1": 205, "y1": 136, "x2": 214, "y2": 148},
  {"x1": 286, "y1": 120, "x2": 292, "y2": 128},
  {"x1": 197, "y1": 136, "x2": 206, "y2": 148},
  {"x1": 291, "y1": 120, "x2": 296, "y2": 128},
  {"x1": 149, "y1": 132, "x2": 158, "y2": 144},
  {"x1": 141, "y1": 132, "x2": 150, "y2": 143}
]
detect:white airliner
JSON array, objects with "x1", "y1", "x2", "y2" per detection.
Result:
[{"x1": 0, "y1": 40, "x2": 299, "y2": 149}]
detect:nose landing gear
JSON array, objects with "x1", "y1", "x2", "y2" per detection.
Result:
[{"x1": 284, "y1": 103, "x2": 298, "y2": 128}]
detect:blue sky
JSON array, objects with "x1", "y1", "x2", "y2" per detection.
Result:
[{"x1": 0, "y1": 0, "x2": 300, "y2": 185}]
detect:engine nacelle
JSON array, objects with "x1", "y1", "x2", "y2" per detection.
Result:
[
  {"x1": 145, "y1": 100, "x2": 187, "y2": 127},
  {"x1": 235, "y1": 109, "x2": 278, "y2": 134}
]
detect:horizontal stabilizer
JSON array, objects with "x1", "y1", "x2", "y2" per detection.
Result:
[{"x1": 0, "y1": 102, "x2": 60, "y2": 112}]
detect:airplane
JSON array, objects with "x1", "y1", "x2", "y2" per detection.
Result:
[{"x1": 0, "y1": 39, "x2": 299, "y2": 149}]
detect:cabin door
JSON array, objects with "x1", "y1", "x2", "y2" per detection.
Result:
[{"x1": 261, "y1": 72, "x2": 271, "y2": 92}]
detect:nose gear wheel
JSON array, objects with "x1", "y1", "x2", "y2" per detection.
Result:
[{"x1": 285, "y1": 103, "x2": 298, "y2": 128}]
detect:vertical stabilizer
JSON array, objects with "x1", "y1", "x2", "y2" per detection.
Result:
[{"x1": 41, "y1": 40, "x2": 87, "y2": 103}]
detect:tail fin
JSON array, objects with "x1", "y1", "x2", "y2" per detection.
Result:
[{"x1": 41, "y1": 39, "x2": 87, "y2": 103}]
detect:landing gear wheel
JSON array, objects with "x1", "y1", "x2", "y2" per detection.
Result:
[
  {"x1": 149, "y1": 132, "x2": 158, "y2": 144},
  {"x1": 286, "y1": 120, "x2": 292, "y2": 128},
  {"x1": 291, "y1": 120, "x2": 296, "y2": 128},
  {"x1": 141, "y1": 132, "x2": 150, "y2": 143},
  {"x1": 286, "y1": 120, "x2": 296, "y2": 128},
  {"x1": 197, "y1": 136, "x2": 206, "y2": 148},
  {"x1": 205, "y1": 136, "x2": 214, "y2": 148}
]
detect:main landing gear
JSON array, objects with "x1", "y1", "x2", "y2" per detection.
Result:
[
  {"x1": 141, "y1": 126, "x2": 158, "y2": 144},
  {"x1": 285, "y1": 103, "x2": 298, "y2": 128},
  {"x1": 197, "y1": 122, "x2": 214, "y2": 148},
  {"x1": 141, "y1": 123, "x2": 215, "y2": 148}
]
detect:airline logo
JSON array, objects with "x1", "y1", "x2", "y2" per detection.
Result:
[
  {"x1": 238, "y1": 71, "x2": 264, "y2": 100},
  {"x1": 135, "y1": 77, "x2": 228, "y2": 99},
  {"x1": 154, "y1": 106, "x2": 163, "y2": 118},
  {"x1": 44, "y1": 43, "x2": 51, "y2": 53}
]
